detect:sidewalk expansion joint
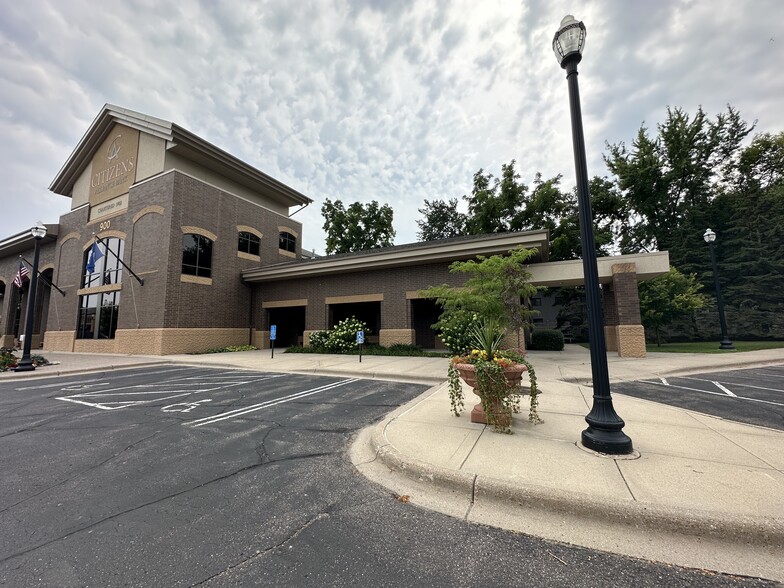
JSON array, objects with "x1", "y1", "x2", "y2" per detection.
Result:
[
  {"x1": 459, "y1": 426, "x2": 486, "y2": 470},
  {"x1": 614, "y1": 460, "x2": 637, "y2": 501}
]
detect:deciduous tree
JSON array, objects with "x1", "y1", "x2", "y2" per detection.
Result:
[{"x1": 321, "y1": 199, "x2": 395, "y2": 254}]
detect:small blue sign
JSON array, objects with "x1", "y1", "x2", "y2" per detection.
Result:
[
  {"x1": 356, "y1": 331, "x2": 365, "y2": 344},
  {"x1": 270, "y1": 325, "x2": 277, "y2": 341}
]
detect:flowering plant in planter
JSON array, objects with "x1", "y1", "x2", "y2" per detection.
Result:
[{"x1": 447, "y1": 321, "x2": 541, "y2": 433}]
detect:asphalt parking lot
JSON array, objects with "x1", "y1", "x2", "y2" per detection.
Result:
[
  {"x1": 0, "y1": 366, "x2": 778, "y2": 587},
  {"x1": 613, "y1": 365, "x2": 784, "y2": 430}
]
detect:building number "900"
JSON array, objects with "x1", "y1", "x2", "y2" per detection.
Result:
[{"x1": 99, "y1": 220, "x2": 111, "y2": 231}]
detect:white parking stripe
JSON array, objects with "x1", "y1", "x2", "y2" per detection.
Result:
[
  {"x1": 15, "y1": 367, "x2": 197, "y2": 390},
  {"x1": 637, "y1": 380, "x2": 784, "y2": 407},
  {"x1": 57, "y1": 392, "x2": 194, "y2": 410},
  {"x1": 682, "y1": 376, "x2": 783, "y2": 394},
  {"x1": 189, "y1": 379, "x2": 359, "y2": 427},
  {"x1": 712, "y1": 381, "x2": 737, "y2": 397}
]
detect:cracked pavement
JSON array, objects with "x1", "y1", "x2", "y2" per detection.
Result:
[{"x1": 0, "y1": 366, "x2": 778, "y2": 587}]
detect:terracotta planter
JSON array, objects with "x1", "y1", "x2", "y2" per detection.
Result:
[{"x1": 454, "y1": 362, "x2": 528, "y2": 426}]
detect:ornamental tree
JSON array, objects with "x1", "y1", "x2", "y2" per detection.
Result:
[{"x1": 421, "y1": 246, "x2": 539, "y2": 350}]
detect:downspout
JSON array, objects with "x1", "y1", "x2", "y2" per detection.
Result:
[{"x1": 288, "y1": 202, "x2": 310, "y2": 217}]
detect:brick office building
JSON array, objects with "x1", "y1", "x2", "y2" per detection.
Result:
[{"x1": 0, "y1": 105, "x2": 668, "y2": 358}]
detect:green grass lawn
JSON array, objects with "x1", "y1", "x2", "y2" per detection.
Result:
[{"x1": 645, "y1": 341, "x2": 784, "y2": 353}]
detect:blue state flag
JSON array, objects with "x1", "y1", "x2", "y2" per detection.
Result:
[{"x1": 86, "y1": 242, "x2": 103, "y2": 273}]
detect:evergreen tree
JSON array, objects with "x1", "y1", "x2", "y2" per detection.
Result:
[
  {"x1": 718, "y1": 133, "x2": 784, "y2": 312},
  {"x1": 604, "y1": 105, "x2": 754, "y2": 268}
]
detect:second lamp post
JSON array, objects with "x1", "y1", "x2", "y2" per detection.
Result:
[{"x1": 703, "y1": 229, "x2": 735, "y2": 350}]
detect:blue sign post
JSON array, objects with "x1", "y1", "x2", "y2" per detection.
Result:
[
  {"x1": 270, "y1": 325, "x2": 277, "y2": 359},
  {"x1": 356, "y1": 331, "x2": 364, "y2": 363}
]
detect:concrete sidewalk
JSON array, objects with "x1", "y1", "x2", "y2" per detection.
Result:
[
  {"x1": 3, "y1": 345, "x2": 784, "y2": 580},
  {"x1": 351, "y1": 347, "x2": 784, "y2": 582}
]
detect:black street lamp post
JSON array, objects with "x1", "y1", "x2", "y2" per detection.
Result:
[
  {"x1": 703, "y1": 229, "x2": 735, "y2": 350},
  {"x1": 15, "y1": 222, "x2": 47, "y2": 372},
  {"x1": 553, "y1": 15, "x2": 633, "y2": 454}
]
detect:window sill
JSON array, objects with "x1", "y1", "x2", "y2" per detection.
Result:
[
  {"x1": 180, "y1": 274, "x2": 213, "y2": 286},
  {"x1": 77, "y1": 284, "x2": 122, "y2": 296},
  {"x1": 237, "y1": 251, "x2": 261, "y2": 262},
  {"x1": 278, "y1": 249, "x2": 297, "y2": 258}
]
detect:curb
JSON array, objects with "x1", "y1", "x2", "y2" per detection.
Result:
[
  {"x1": 366, "y1": 414, "x2": 784, "y2": 549},
  {"x1": 0, "y1": 361, "x2": 170, "y2": 381}
]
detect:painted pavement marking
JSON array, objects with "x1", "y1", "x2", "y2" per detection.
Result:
[
  {"x1": 638, "y1": 378, "x2": 784, "y2": 408},
  {"x1": 14, "y1": 367, "x2": 196, "y2": 391},
  {"x1": 187, "y1": 378, "x2": 359, "y2": 428},
  {"x1": 56, "y1": 372, "x2": 286, "y2": 411}
]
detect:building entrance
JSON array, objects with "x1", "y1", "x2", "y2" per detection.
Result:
[{"x1": 268, "y1": 306, "x2": 306, "y2": 347}]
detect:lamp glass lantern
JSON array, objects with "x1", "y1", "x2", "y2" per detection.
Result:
[
  {"x1": 552, "y1": 15, "x2": 586, "y2": 65},
  {"x1": 31, "y1": 222, "x2": 47, "y2": 240},
  {"x1": 703, "y1": 228, "x2": 716, "y2": 244}
]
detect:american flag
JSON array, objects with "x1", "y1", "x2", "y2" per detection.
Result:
[{"x1": 13, "y1": 261, "x2": 29, "y2": 288}]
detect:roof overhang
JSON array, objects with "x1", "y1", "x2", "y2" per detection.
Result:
[
  {"x1": 0, "y1": 224, "x2": 59, "y2": 258},
  {"x1": 528, "y1": 251, "x2": 670, "y2": 286},
  {"x1": 242, "y1": 231, "x2": 550, "y2": 283},
  {"x1": 49, "y1": 104, "x2": 312, "y2": 208}
]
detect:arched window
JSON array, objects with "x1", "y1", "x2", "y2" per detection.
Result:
[
  {"x1": 279, "y1": 231, "x2": 296, "y2": 253},
  {"x1": 77, "y1": 238, "x2": 124, "y2": 340},
  {"x1": 82, "y1": 238, "x2": 124, "y2": 287},
  {"x1": 238, "y1": 231, "x2": 260, "y2": 256},
  {"x1": 182, "y1": 234, "x2": 213, "y2": 278}
]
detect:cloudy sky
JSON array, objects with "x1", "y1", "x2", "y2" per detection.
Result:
[{"x1": 2, "y1": 0, "x2": 782, "y2": 254}]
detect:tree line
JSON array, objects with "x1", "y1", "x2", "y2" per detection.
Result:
[{"x1": 322, "y1": 105, "x2": 784, "y2": 341}]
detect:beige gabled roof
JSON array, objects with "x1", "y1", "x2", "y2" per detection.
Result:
[{"x1": 49, "y1": 104, "x2": 312, "y2": 208}]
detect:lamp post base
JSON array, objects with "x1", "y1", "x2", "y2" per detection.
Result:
[
  {"x1": 719, "y1": 339, "x2": 736, "y2": 350},
  {"x1": 14, "y1": 358, "x2": 36, "y2": 372},
  {"x1": 582, "y1": 427, "x2": 633, "y2": 455}
]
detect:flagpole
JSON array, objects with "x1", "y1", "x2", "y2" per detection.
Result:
[{"x1": 20, "y1": 256, "x2": 66, "y2": 297}]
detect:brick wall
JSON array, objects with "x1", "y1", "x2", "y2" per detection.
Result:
[
  {"x1": 41, "y1": 169, "x2": 301, "y2": 354},
  {"x1": 254, "y1": 261, "x2": 465, "y2": 333}
]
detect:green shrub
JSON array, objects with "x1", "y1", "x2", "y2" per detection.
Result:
[
  {"x1": 386, "y1": 343, "x2": 424, "y2": 355},
  {"x1": 529, "y1": 329, "x2": 565, "y2": 351},
  {"x1": 195, "y1": 345, "x2": 257, "y2": 354},
  {"x1": 307, "y1": 330, "x2": 330, "y2": 351},
  {"x1": 0, "y1": 348, "x2": 51, "y2": 371},
  {"x1": 0, "y1": 348, "x2": 17, "y2": 371},
  {"x1": 308, "y1": 317, "x2": 369, "y2": 353}
]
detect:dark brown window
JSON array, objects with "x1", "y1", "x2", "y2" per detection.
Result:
[
  {"x1": 77, "y1": 292, "x2": 120, "y2": 339},
  {"x1": 279, "y1": 232, "x2": 296, "y2": 253},
  {"x1": 182, "y1": 234, "x2": 213, "y2": 278},
  {"x1": 238, "y1": 231, "x2": 260, "y2": 256},
  {"x1": 82, "y1": 238, "x2": 124, "y2": 288}
]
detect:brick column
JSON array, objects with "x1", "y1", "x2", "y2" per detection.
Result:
[
  {"x1": 608, "y1": 263, "x2": 646, "y2": 357},
  {"x1": 603, "y1": 284, "x2": 619, "y2": 352}
]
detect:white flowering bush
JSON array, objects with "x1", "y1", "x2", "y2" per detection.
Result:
[
  {"x1": 436, "y1": 309, "x2": 478, "y2": 355},
  {"x1": 309, "y1": 317, "x2": 370, "y2": 353},
  {"x1": 308, "y1": 330, "x2": 330, "y2": 350}
]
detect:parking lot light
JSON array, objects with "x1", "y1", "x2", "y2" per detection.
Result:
[
  {"x1": 15, "y1": 222, "x2": 47, "y2": 372},
  {"x1": 553, "y1": 15, "x2": 633, "y2": 454},
  {"x1": 703, "y1": 229, "x2": 735, "y2": 350}
]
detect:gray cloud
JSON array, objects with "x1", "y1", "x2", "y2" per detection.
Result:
[{"x1": 1, "y1": 0, "x2": 782, "y2": 254}]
